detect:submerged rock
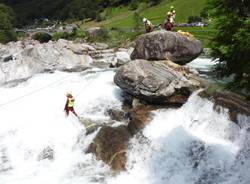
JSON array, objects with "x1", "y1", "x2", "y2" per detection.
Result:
[
  {"x1": 0, "y1": 147, "x2": 12, "y2": 173},
  {"x1": 131, "y1": 30, "x2": 203, "y2": 65},
  {"x1": 87, "y1": 126, "x2": 131, "y2": 171},
  {"x1": 114, "y1": 59, "x2": 199, "y2": 105},
  {"x1": 78, "y1": 117, "x2": 103, "y2": 135},
  {"x1": 38, "y1": 146, "x2": 54, "y2": 161},
  {"x1": 105, "y1": 109, "x2": 126, "y2": 122}
]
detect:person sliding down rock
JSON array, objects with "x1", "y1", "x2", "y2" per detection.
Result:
[
  {"x1": 64, "y1": 92, "x2": 78, "y2": 117},
  {"x1": 143, "y1": 18, "x2": 154, "y2": 33}
]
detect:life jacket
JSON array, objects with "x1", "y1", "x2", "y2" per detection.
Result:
[{"x1": 67, "y1": 97, "x2": 75, "y2": 108}]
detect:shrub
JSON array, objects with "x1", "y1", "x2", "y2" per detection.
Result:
[
  {"x1": 188, "y1": 16, "x2": 202, "y2": 23},
  {"x1": 52, "y1": 29, "x2": 87, "y2": 41},
  {"x1": 0, "y1": 30, "x2": 17, "y2": 44},
  {"x1": 32, "y1": 32, "x2": 52, "y2": 43},
  {"x1": 129, "y1": 1, "x2": 139, "y2": 10}
]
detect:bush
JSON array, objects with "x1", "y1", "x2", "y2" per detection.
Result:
[
  {"x1": 96, "y1": 14, "x2": 106, "y2": 22},
  {"x1": 52, "y1": 29, "x2": 87, "y2": 41},
  {"x1": 188, "y1": 16, "x2": 202, "y2": 23},
  {"x1": 129, "y1": 0, "x2": 139, "y2": 10},
  {"x1": 52, "y1": 32, "x2": 71, "y2": 41},
  {"x1": 0, "y1": 30, "x2": 17, "y2": 44},
  {"x1": 32, "y1": 32, "x2": 52, "y2": 43}
]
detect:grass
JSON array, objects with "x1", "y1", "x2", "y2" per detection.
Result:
[
  {"x1": 77, "y1": 0, "x2": 213, "y2": 47},
  {"x1": 80, "y1": 0, "x2": 207, "y2": 29}
]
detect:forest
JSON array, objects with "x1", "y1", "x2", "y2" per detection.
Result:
[{"x1": 0, "y1": 0, "x2": 161, "y2": 26}]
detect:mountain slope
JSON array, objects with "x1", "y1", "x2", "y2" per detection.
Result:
[{"x1": 80, "y1": 0, "x2": 207, "y2": 29}]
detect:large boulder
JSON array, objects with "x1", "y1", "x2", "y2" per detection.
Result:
[
  {"x1": 131, "y1": 30, "x2": 203, "y2": 65},
  {"x1": 114, "y1": 59, "x2": 199, "y2": 105},
  {"x1": 0, "y1": 39, "x2": 93, "y2": 84}
]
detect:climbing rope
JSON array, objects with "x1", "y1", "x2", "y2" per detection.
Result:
[
  {"x1": 0, "y1": 69, "x2": 104, "y2": 109},
  {"x1": 0, "y1": 75, "x2": 71, "y2": 109},
  {"x1": 75, "y1": 75, "x2": 97, "y2": 98}
]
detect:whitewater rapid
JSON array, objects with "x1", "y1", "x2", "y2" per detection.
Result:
[
  {"x1": 0, "y1": 69, "x2": 121, "y2": 184},
  {"x1": 0, "y1": 58, "x2": 249, "y2": 184}
]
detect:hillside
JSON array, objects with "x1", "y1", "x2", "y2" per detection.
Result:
[
  {"x1": 78, "y1": 0, "x2": 212, "y2": 46},
  {"x1": 80, "y1": 0, "x2": 207, "y2": 29}
]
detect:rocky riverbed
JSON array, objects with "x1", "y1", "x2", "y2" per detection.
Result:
[{"x1": 0, "y1": 30, "x2": 249, "y2": 183}]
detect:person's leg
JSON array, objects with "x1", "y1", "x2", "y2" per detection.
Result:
[
  {"x1": 65, "y1": 108, "x2": 69, "y2": 117},
  {"x1": 69, "y1": 107, "x2": 78, "y2": 117},
  {"x1": 72, "y1": 108, "x2": 79, "y2": 117}
]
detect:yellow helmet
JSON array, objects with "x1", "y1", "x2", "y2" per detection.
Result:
[{"x1": 167, "y1": 12, "x2": 171, "y2": 16}]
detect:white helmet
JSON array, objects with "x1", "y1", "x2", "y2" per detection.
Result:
[
  {"x1": 66, "y1": 91, "x2": 73, "y2": 97},
  {"x1": 143, "y1": 18, "x2": 147, "y2": 22}
]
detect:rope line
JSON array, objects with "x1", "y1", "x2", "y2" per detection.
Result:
[
  {"x1": 0, "y1": 75, "x2": 70, "y2": 109},
  {"x1": 75, "y1": 76, "x2": 97, "y2": 98},
  {"x1": 0, "y1": 72, "x2": 98, "y2": 109}
]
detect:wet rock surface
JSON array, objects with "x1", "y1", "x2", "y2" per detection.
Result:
[
  {"x1": 114, "y1": 59, "x2": 199, "y2": 105},
  {"x1": 127, "y1": 106, "x2": 154, "y2": 136},
  {"x1": 131, "y1": 30, "x2": 203, "y2": 65},
  {"x1": 198, "y1": 88, "x2": 250, "y2": 123},
  {"x1": 212, "y1": 91, "x2": 250, "y2": 123},
  {"x1": 87, "y1": 126, "x2": 131, "y2": 171}
]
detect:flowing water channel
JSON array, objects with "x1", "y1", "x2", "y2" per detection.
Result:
[{"x1": 0, "y1": 58, "x2": 249, "y2": 184}]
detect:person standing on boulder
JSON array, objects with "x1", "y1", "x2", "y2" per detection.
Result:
[
  {"x1": 163, "y1": 12, "x2": 174, "y2": 31},
  {"x1": 64, "y1": 92, "x2": 78, "y2": 117},
  {"x1": 143, "y1": 18, "x2": 154, "y2": 33},
  {"x1": 170, "y1": 6, "x2": 176, "y2": 23}
]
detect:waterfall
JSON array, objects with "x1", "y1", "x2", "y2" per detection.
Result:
[{"x1": 0, "y1": 60, "x2": 249, "y2": 184}]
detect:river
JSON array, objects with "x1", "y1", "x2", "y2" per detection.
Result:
[{"x1": 0, "y1": 58, "x2": 249, "y2": 184}]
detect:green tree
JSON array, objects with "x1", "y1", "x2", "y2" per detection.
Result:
[
  {"x1": 0, "y1": 3, "x2": 17, "y2": 43},
  {"x1": 207, "y1": 0, "x2": 250, "y2": 93},
  {"x1": 188, "y1": 15, "x2": 202, "y2": 23}
]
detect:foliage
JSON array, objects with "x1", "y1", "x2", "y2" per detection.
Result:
[
  {"x1": 207, "y1": 0, "x2": 250, "y2": 93},
  {"x1": 133, "y1": 11, "x2": 143, "y2": 32},
  {"x1": 1, "y1": 0, "x2": 164, "y2": 27},
  {"x1": 32, "y1": 32, "x2": 52, "y2": 43},
  {"x1": 129, "y1": 0, "x2": 139, "y2": 10},
  {"x1": 52, "y1": 29, "x2": 87, "y2": 41},
  {"x1": 188, "y1": 16, "x2": 202, "y2": 23},
  {"x1": 86, "y1": 27, "x2": 109, "y2": 43},
  {"x1": 0, "y1": 3, "x2": 17, "y2": 43},
  {"x1": 0, "y1": 30, "x2": 17, "y2": 43},
  {"x1": 81, "y1": 0, "x2": 207, "y2": 30}
]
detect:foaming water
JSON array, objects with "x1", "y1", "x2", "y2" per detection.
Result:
[
  {"x1": 0, "y1": 69, "x2": 249, "y2": 184},
  {"x1": 108, "y1": 94, "x2": 250, "y2": 184},
  {"x1": 0, "y1": 69, "x2": 121, "y2": 184}
]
